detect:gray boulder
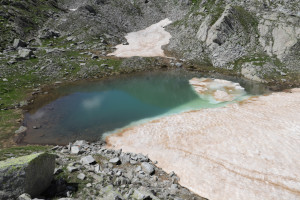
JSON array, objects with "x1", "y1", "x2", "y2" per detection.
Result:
[
  {"x1": 70, "y1": 146, "x2": 81, "y2": 154},
  {"x1": 0, "y1": 153, "x2": 55, "y2": 200},
  {"x1": 17, "y1": 193, "x2": 31, "y2": 200},
  {"x1": 80, "y1": 155, "x2": 95, "y2": 165},
  {"x1": 18, "y1": 49, "x2": 34, "y2": 58}
]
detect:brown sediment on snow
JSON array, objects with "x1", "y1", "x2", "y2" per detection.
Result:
[
  {"x1": 106, "y1": 88, "x2": 300, "y2": 200},
  {"x1": 108, "y1": 18, "x2": 172, "y2": 57}
]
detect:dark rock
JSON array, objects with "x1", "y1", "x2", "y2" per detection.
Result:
[
  {"x1": 39, "y1": 29, "x2": 60, "y2": 39},
  {"x1": 79, "y1": 5, "x2": 96, "y2": 15}
]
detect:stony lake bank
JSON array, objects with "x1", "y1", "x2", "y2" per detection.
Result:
[{"x1": 1, "y1": 0, "x2": 300, "y2": 199}]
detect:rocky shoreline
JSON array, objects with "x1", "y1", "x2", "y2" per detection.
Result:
[{"x1": 1, "y1": 140, "x2": 207, "y2": 200}]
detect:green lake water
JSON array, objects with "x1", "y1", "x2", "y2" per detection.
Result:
[{"x1": 23, "y1": 70, "x2": 270, "y2": 145}]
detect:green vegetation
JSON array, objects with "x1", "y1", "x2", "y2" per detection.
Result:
[
  {"x1": 234, "y1": 6, "x2": 258, "y2": 34},
  {"x1": 0, "y1": 0, "x2": 61, "y2": 49},
  {"x1": 0, "y1": 109, "x2": 22, "y2": 147},
  {"x1": 0, "y1": 145, "x2": 50, "y2": 161},
  {"x1": 204, "y1": 1, "x2": 225, "y2": 26}
]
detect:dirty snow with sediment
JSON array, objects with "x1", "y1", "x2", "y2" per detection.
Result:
[
  {"x1": 108, "y1": 18, "x2": 172, "y2": 57},
  {"x1": 107, "y1": 88, "x2": 300, "y2": 200}
]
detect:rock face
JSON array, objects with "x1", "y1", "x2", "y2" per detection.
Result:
[
  {"x1": 0, "y1": 153, "x2": 56, "y2": 200},
  {"x1": 1, "y1": 0, "x2": 300, "y2": 84},
  {"x1": 166, "y1": 0, "x2": 300, "y2": 82},
  {"x1": 258, "y1": 13, "x2": 300, "y2": 72}
]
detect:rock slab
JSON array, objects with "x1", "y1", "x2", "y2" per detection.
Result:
[{"x1": 0, "y1": 153, "x2": 55, "y2": 200}]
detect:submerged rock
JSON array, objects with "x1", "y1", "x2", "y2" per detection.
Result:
[{"x1": 0, "y1": 153, "x2": 55, "y2": 200}]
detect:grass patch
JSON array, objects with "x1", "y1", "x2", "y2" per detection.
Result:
[
  {"x1": 0, "y1": 109, "x2": 22, "y2": 146},
  {"x1": 234, "y1": 6, "x2": 258, "y2": 34}
]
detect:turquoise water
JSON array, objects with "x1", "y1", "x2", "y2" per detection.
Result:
[{"x1": 23, "y1": 70, "x2": 269, "y2": 145}]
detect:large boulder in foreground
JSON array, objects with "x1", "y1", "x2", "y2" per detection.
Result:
[{"x1": 0, "y1": 153, "x2": 55, "y2": 200}]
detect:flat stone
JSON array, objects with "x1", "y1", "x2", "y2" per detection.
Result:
[
  {"x1": 73, "y1": 140, "x2": 87, "y2": 146},
  {"x1": 80, "y1": 155, "x2": 95, "y2": 165},
  {"x1": 70, "y1": 146, "x2": 80, "y2": 154},
  {"x1": 109, "y1": 157, "x2": 121, "y2": 165},
  {"x1": 141, "y1": 162, "x2": 155, "y2": 175},
  {"x1": 67, "y1": 166, "x2": 79, "y2": 173},
  {"x1": 18, "y1": 49, "x2": 34, "y2": 58},
  {"x1": 77, "y1": 173, "x2": 85, "y2": 180}
]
